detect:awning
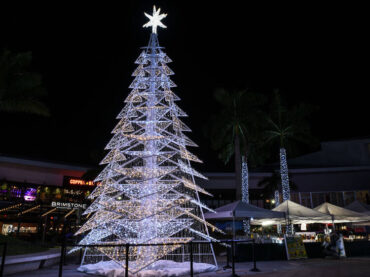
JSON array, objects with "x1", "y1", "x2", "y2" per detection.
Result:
[
  {"x1": 314, "y1": 202, "x2": 370, "y2": 223},
  {"x1": 345, "y1": 200, "x2": 370, "y2": 215},
  {"x1": 253, "y1": 200, "x2": 332, "y2": 225},
  {"x1": 204, "y1": 200, "x2": 285, "y2": 220}
]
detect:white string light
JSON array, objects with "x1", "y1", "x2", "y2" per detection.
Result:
[
  {"x1": 73, "y1": 6, "x2": 218, "y2": 274},
  {"x1": 280, "y1": 148, "x2": 290, "y2": 201},
  {"x1": 241, "y1": 156, "x2": 250, "y2": 234}
]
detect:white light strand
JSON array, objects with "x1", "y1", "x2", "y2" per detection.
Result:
[
  {"x1": 274, "y1": 190, "x2": 282, "y2": 234},
  {"x1": 280, "y1": 148, "x2": 290, "y2": 201},
  {"x1": 280, "y1": 148, "x2": 293, "y2": 235},
  {"x1": 74, "y1": 8, "x2": 217, "y2": 273},
  {"x1": 241, "y1": 156, "x2": 250, "y2": 234}
]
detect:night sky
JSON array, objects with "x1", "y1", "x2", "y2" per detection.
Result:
[{"x1": 0, "y1": 2, "x2": 368, "y2": 171}]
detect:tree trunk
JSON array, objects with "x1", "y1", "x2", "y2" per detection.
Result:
[
  {"x1": 242, "y1": 155, "x2": 250, "y2": 234},
  {"x1": 241, "y1": 156, "x2": 249, "y2": 203},
  {"x1": 280, "y1": 148, "x2": 293, "y2": 234},
  {"x1": 234, "y1": 135, "x2": 242, "y2": 200},
  {"x1": 279, "y1": 147, "x2": 290, "y2": 201},
  {"x1": 274, "y1": 190, "x2": 282, "y2": 234}
]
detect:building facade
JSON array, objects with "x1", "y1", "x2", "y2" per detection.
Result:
[
  {"x1": 1, "y1": 138, "x2": 369, "y2": 237},
  {"x1": 200, "y1": 138, "x2": 370, "y2": 209},
  {"x1": 0, "y1": 155, "x2": 94, "y2": 237}
]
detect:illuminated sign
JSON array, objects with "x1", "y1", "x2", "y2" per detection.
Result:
[
  {"x1": 69, "y1": 179, "x2": 94, "y2": 186},
  {"x1": 51, "y1": 201, "x2": 87, "y2": 210},
  {"x1": 63, "y1": 176, "x2": 95, "y2": 187},
  {"x1": 24, "y1": 188, "x2": 37, "y2": 201}
]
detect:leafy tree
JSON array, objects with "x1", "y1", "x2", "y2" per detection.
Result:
[
  {"x1": 207, "y1": 88, "x2": 266, "y2": 200},
  {"x1": 257, "y1": 171, "x2": 297, "y2": 200},
  {"x1": 263, "y1": 90, "x2": 315, "y2": 201},
  {"x1": 0, "y1": 49, "x2": 49, "y2": 116}
]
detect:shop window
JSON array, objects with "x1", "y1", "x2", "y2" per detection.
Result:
[
  {"x1": 300, "y1": 193, "x2": 311, "y2": 208},
  {"x1": 344, "y1": 191, "x2": 355, "y2": 206},
  {"x1": 290, "y1": 193, "x2": 300, "y2": 204},
  {"x1": 10, "y1": 186, "x2": 22, "y2": 198},
  {"x1": 330, "y1": 192, "x2": 344, "y2": 206},
  {"x1": 312, "y1": 192, "x2": 326, "y2": 208},
  {"x1": 0, "y1": 183, "x2": 8, "y2": 200},
  {"x1": 356, "y1": 190, "x2": 370, "y2": 204},
  {"x1": 1, "y1": 224, "x2": 14, "y2": 235}
]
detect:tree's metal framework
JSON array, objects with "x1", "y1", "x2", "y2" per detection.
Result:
[{"x1": 72, "y1": 26, "x2": 222, "y2": 274}]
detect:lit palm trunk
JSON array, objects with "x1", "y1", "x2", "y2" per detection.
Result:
[
  {"x1": 280, "y1": 148, "x2": 293, "y2": 234},
  {"x1": 241, "y1": 156, "x2": 250, "y2": 234},
  {"x1": 274, "y1": 190, "x2": 282, "y2": 234},
  {"x1": 279, "y1": 148, "x2": 290, "y2": 201}
]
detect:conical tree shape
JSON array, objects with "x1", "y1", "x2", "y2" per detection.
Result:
[{"x1": 73, "y1": 32, "x2": 221, "y2": 274}]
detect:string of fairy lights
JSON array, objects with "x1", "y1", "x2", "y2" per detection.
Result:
[
  {"x1": 280, "y1": 148, "x2": 290, "y2": 201},
  {"x1": 17, "y1": 204, "x2": 40, "y2": 216},
  {"x1": 241, "y1": 156, "x2": 250, "y2": 234},
  {"x1": 0, "y1": 203, "x2": 22, "y2": 213},
  {"x1": 72, "y1": 6, "x2": 219, "y2": 274}
]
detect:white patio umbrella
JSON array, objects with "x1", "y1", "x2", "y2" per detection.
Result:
[
  {"x1": 204, "y1": 200, "x2": 285, "y2": 239},
  {"x1": 314, "y1": 202, "x2": 370, "y2": 223},
  {"x1": 252, "y1": 200, "x2": 331, "y2": 225}
]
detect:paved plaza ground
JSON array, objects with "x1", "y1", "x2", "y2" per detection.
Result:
[{"x1": 8, "y1": 257, "x2": 370, "y2": 277}]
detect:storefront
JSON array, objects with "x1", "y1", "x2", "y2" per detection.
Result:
[
  {"x1": 0, "y1": 176, "x2": 95, "y2": 204},
  {"x1": 0, "y1": 177, "x2": 96, "y2": 236},
  {"x1": 0, "y1": 155, "x2": 95, "y2": 238}
]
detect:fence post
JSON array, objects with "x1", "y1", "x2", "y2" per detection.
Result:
[
  {"x1": 78, "y1": 248, "x2": 83, "y2": 264},
  {"x1": 223, "y1": 242, "x2": 232, "y2": 269},
  {"x1": 250, "y1": 239, "x2": 260, "y2": 272},
  {"x1": 231, "y1": 240, "x2": 239, "y2": 277},
  {"x1": 189, "y1": 241, "x2": 194, "y2": 277},
  {"x1": 125, "y1": 244, "x2": 129, "y2": 277},
  {"x1": 0, "y1": 242, "x2": 7, "y2": 277},
  {"x1": 58, "y1": 239, "x2": 66, "y2": 277}
]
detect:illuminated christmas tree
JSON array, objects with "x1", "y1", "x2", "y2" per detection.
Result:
[{"x1": 73, "y1": 6, "x2": 221, "y2": 274}]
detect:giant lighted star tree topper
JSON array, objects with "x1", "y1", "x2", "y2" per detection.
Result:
[{"x1": 143, "y1": 5, "x2": 167, "y2": 34}]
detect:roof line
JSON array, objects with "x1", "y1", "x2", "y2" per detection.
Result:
[{"x1": 0, "y1": 155, "x2": 94, "y2": 171}]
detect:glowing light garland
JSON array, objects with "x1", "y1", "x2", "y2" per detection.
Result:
[
  {"x1": 73, "y1": 6, "x2": 218, "y2": 274},
  {"x1": 274, "y1": 190, "x2": 282, "y2": 234},
  {"x1": 17, "y1": 205, "x2": 40, "y2": 216},
  {"x1": 280, "y1": 148, "x2": 290, "y2": 201},
  {"x1": 241, "y1": 156, "x2": 250, "y2": 234},
  {"x1": 280, "y1": 148, "x2": 293, "y2": 234},
  {"x1": 0, "y1": 203, "x2": 22, "y2": 213}
]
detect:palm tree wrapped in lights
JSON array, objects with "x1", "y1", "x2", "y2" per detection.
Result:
[
  {"x1": 207, "y1": 89, "x2": 265, "y2": 234},
  {"x1": 264, "y1": 90, "x2": 315, "y2": 234}
]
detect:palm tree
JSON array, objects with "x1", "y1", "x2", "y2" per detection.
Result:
[
  {"x1": 257, "y1": 170, "x2": 298, "y2": 234},
  {"x1": 0, "y1": 49, "x2": 49, "y2": 116},
  {"x1": 257, "y1": 171, "x2": 297, "y2": 202},
  {"x1": 207, "y1": 88, "x2": 266, "y2": 200},
  {"x1": 264, "y1": 90, "x2": 315, "y2": 202}
]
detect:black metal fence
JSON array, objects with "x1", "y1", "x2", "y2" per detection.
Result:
[
  {"x1": 58, "y1": 239, "x2": 259, "y2": 277},
  {"x1": 0, "y1": 242, "x2": 7, "y2": 277}
]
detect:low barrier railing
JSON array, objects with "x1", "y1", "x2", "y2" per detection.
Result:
[
  {"x1": 0, "y1": 242, "x2": 7, "y2": 277},
  {"x1": 59, "y1": 239, "x2": 260, "y2": 277}
]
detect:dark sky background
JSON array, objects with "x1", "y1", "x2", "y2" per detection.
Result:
[{"x1": 0, "y1": 1, "x2": 369, "y2": 171}]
